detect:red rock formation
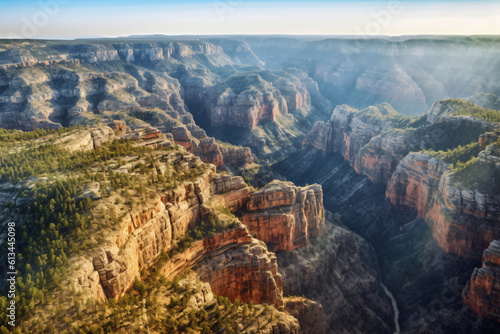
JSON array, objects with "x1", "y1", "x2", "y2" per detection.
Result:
[
  {"x1": 204, "y1": 72, "x2": 313, "y2": 130},
  {"x1": 479, "y1": 132, "x2": 499, "y2": 147},
  {"x1": 211, "y1": 174, "x2": 252, "y2": 211},
  {"x1": 386, "y1": 152, "x2": 500, "y2": 259},
  {"x1": 385, "y1": 153, "x2": 445, "y2": 216},
  {"x1": 305, "y1": 104, "x2": 500, "y2": 260},
  {"x1": 171, "y1": 125, "x2": 254, "y2": 169},
  {"x1": 208, "y1": 90, "x2": 283, "y2": 129},
  {"x1": 198, "y1": 137, "x2": 224, "y2": 167},
  {"x1": 79, "y1": 152, "x2": 285, "y2": 309},
  {"x1": 353, "y1": 134, "x2": 410, "y2": 183},
  {"x1": 107, "y1": 120, "x2": 127, "y2": 132},
  {"x1": 303, "y1": 104, "x2": 396, "y2": 183},
  {"x1": 240, "y1": 180, "x2": 325, "y2": 252},
  {"x1": 219, "y1": 145, "x2": 254, "y2": 168},
  {"x1": 463, "y1": 240, "x2": 500, "y2": 322},
  {"x1": 158, "y1": 226, "x2": 285, "y2": 307},
  {"x1": 198, "y1": 229, "x2": 284, "y2": 307}
]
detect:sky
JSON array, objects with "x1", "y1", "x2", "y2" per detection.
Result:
[{"x1": 0, "y1": 0, "x2": 499, "y2": 38}]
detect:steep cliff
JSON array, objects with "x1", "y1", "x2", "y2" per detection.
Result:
[
  {"x1": 75, "y1": 152, "x2": 285, "y2": 307},
  {"x1": 303, "y1": 103, "x2": 409, "y2": 183},
  {"x1": 196, "y1": 229, "x2": 284, "y2": 307},
  {"x1": 386, "y1": 150, "x2": 500, "y2": 259},
  {"x1": 205, "y1": 73, "x2": 289, "y2": 129},
  {"x1": 171, "y1": 125, "x2": 254, "y2": 170},
  {"x1": 240, "y1": 180, "x2": 325, "y2": 252},
  {"x1": 303, "y1": 99, "x2": 500, "y2": 260},
  {"x1": 277, "y1": 219, "x2": 396, "y2": 334}
]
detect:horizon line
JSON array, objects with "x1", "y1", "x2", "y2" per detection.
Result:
[{"x1": 2, "y1": 33, "x2": 500, "y2": 41}]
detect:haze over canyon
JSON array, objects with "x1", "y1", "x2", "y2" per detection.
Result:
[{"x1": 0, "y1": 35, "x2": 499, "y2": 334}]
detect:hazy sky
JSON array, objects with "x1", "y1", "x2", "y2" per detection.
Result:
[{"x1": 1, "y1": 0, "x2": 499, "y2": 38}]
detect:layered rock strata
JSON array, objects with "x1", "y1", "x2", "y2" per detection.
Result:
[
  {"x1": 240, "y1": 180, "x2": 325, "y2": 252},
  {"x1": 386, "y1": 152, "x2": 500, "y2": 259},
  {"x1": 73, "y1": 152, "x2": 288, "y2": 309}
]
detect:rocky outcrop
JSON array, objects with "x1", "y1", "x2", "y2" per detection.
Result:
[
  {"x1": 171, "y1": 125, "x2": 254, "y2": 169},
  {"x1": 303, "y1": 101, "x2": 500, "y2": 259},
  {"x1": 284, "y1": 297, "x2": 327, "y2": 334},
  {"x1": 304, "y1": 104, "x2": 385, "y2": 157},
  {"x1": 54, "y1": 125, "x2": 116, "y2": 152},
  {"x1": 197, "y1": 229, "x2": 284, "y2": 307},
  {"x1": 240, "y1": 180, "x2": 325, "y2": 252},
  {"x1": 303, "y1": 104, "x2": 403, "y2": 183},
  {"x1": 353, "y1": 134, "x2": 411, "y2": 183},
  {"x1": 205, "y1": 71, "x2": 313, "y2": 130},
  {"x1": 73, "y1": 151, "x2": 286, "y2": 310},
  {"x1": 207, "y1": 86, "x2": 284, "y2": 129},
  {"x1": 386, "y1": 152, "x2": 500, "y2": 259},
  {"x1": 385, "y1": 153, "x2": 446, "y2": 216},
  {"x1": 197, "y1": 137, "x2": 224, "y2": 167},
  {"x1": 463, "y1": 240, "x2": 500, "y2": 322}
]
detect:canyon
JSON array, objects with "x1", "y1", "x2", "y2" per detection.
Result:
[{"x1": 1, "y1": 36, "x2": 500, "y2": 333}]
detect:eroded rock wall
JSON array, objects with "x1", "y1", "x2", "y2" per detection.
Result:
[{"x1": 240, "y1": 180, "x2": 325, "y2": 252}]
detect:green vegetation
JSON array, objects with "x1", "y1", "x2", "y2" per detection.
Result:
[
  {"x1": 174, "y1": 213, "x2": 239, "y2": 253},
  {"x1": 0, "y1": 128, "x2": 180, "y2": 330},
  {"x1": 444, "y1": 99, "x2": 500, "y2": 122},
  {"x1": 226, "y1": 73, "x2": 269, "y2": 95},
  {"x1": 423, "y1": 142, "x2": 482, "y2": 165},
  {"x1": 0, "y1": 125, "x2": 249, "y2": 332},
  {"x1": 421, "y1": 141, "x2": 500, "y2": 193},
  {"x1": 0, "y1": 126, "x2": 80, "y2": 146},
  {"x1": 66, "y1": 272, "x2": 283, "y2": 334},
  {"x1": 0, "y1": 132, "x2": 155, "y2": 183},
  {"x1": 356, "y1": 103, "x2": 413, "y2": 128},
  {"x1": 450, "y1": 159, "x2": 500, "y2": 195},
  {"x1": 0, "y1": 178, "x2": 95, "y2": 328}
]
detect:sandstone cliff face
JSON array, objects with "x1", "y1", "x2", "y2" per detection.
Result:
[
  {"x1": 303, "y1": 102, "x2": 500, "y2": 260},
  {"x1": 204, "y1": 72, "x2": 312, "y2": 130},
  {"x1": 303, "y1": 101, "x2": 497, "y2": 184},
  {"x1": 385, "y1": 153, "x2": 446, "y2": 217},
  {"x1": 197, "y1": 229, "x2": 284, "y2": 307},
  {"x1": 463, "y1": 240, "x2": 500, "y2": 321},
  {"x1": 303, "y1": 104, "x2": 403, "y2": 183},
  {"x1": 207, "y1": 81, "x2": 285, "y2": 129},
  {"x1": 74, "y1": 152, "x2": 285, "y2": 310},
  {"x1": 171, "y1": 125, "x2": 254, "y2": 169},
  {"x1": 240, "y1": 180, "x2": 325, "y2": 252},
  {"x1": 386, "y1": 152, "x2": 500, "y2": 259},
  {"x1": 353, "y1": 134, "x2": 411, "y2": 183}
]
